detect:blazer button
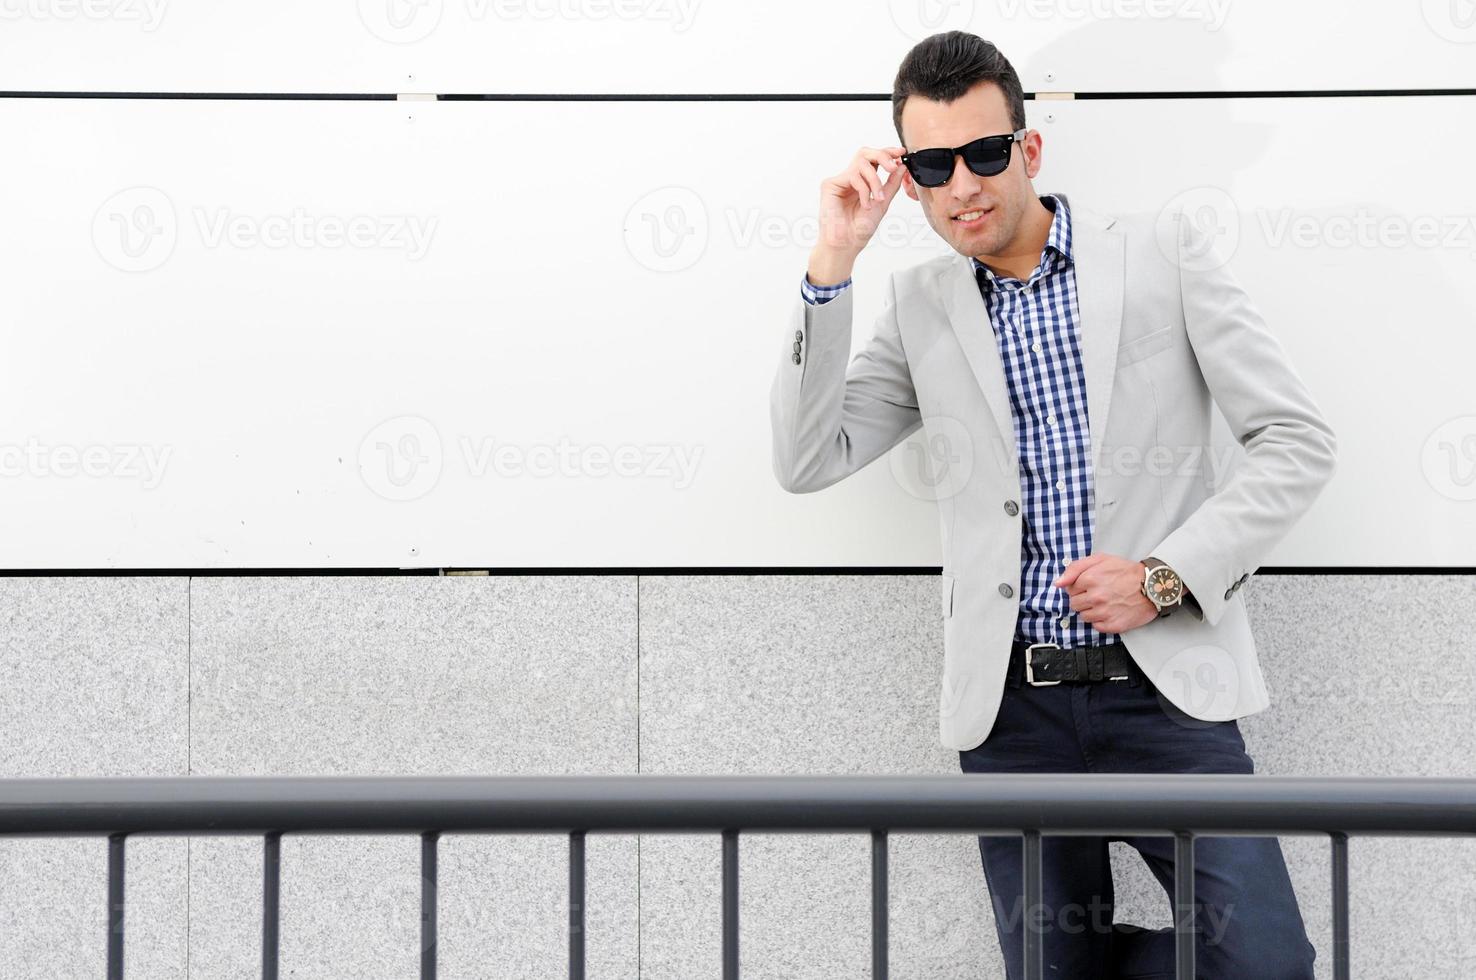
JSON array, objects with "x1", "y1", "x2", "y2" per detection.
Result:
[
  {"x1": 1003, "y1": 500, "x2": 1019, "y2": 516},
  {"x1": 793, "y1": 341, "x2": 802, "y2": 354},
  {"x1": 998, "y1": 583, "x2": 1014, "y2": 598},
  {"x1": 795, "y1": 330, "x2": 804, "y2": 342},
  {"x1": 1224, "y1": 587, "x2": 1234, "y2": 600},
  {"x1": 792, "y1": 353, "x2": 801, "y2": 364}
]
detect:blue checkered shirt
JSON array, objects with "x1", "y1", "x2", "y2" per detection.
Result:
[{"x1": 801, "y1": 194, "x2": 1122, "y2": 648}]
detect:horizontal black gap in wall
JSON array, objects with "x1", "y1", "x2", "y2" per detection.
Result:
[
  {"x1": 3, "y1": 88, "x2": 1476, "y2": 102},
  {"x1": 0, "y1": 566, "x2": 1469, "y2": 577}
]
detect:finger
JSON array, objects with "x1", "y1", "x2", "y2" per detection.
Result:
[
  {"x1": 853, "y1": 152, "x2": 884, "y2": 201},
  {"x1": 848, "y1": 175, "x2": 872, "y2": 209},
  {"x1": 882, "y1": 161, "x2": 905, "y2": 197}
]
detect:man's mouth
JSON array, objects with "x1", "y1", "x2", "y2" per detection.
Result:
[{"x1": 952, "y1": 207, "x2": 993, "y2": 227}]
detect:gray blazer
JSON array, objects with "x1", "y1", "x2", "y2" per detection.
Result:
[{"x1": 769, "y1": 194, "x2": 1337, "y2": 751}]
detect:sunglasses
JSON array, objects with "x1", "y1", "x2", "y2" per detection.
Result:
[{"x1": 900, "y1": 128, "x2": 1028, "y2": 187}]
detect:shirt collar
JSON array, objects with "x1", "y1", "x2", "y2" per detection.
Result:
[{"x1": 969, "y1": 193, "x2": 1073, "y2": 285}]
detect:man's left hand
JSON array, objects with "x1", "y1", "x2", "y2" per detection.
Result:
[{"x1": 1052, "y1": 553, "x2": 1158, "y2": 634}]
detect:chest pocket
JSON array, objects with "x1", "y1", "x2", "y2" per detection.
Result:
[{"x1": 1118, "y1": 324, "x2": 1175, "y2": 366}]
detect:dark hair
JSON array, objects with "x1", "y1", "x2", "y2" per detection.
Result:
[{"x1": 891, "y1": 31, "x2": 1026, "y2": 146}]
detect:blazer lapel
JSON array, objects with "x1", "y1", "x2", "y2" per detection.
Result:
[{"x1": 939, "y1": 198, "x2": 1124, "y2": 478}]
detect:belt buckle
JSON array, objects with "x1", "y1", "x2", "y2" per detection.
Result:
[{"x1": 1024, "y1": 642, "x2": 1063, "y2": 686}]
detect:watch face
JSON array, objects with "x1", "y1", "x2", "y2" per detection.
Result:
[{"x1": 1146, "y1": 566, "x2": 1183, "y2": 605}]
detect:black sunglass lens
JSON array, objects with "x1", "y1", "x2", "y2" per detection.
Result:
[
  {"x1": 907, "y1": 151, "x2": 953, "y2": 187},
  {"x1": 962, "y1": 137, "x2": 1010, "y2": 177}
]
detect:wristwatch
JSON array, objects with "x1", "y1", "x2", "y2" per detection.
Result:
[{"x1": 1140, "y1": 556, "x2": 1184, "y2": 618}]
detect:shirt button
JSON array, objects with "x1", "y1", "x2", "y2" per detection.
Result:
[
  {"x1": 1046, "y1": 415, "x2": 1056, "y2": 426},
  {"x1": 1055, "y1": 479, "x2": 1065, "y2": 490},
  {"x1": 1032, "y1": 342, "x2": 1042, "y2": 353},
  {"x1": 1003, "y1": 500, "x2": 1019, "y2": 516},
  {"x1": 1059, "y1": 617, "x2": 1070, "y2": 627},
  {"x1": 1061, "y1": 559, "x2": 1070, "y2": 567},
  {"x1": 998, "y1": 583, "x2": 1014, "y2": 598}
]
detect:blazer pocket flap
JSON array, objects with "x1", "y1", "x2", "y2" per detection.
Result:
[{"x1": 1118, "y1": 324, "x2": 1175, "y2": 365}]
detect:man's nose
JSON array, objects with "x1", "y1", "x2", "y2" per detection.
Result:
[{"x1": 949, "y1": 155, "x2": 983, "y2": 198}]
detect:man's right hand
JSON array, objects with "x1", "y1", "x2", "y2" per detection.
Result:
[{"x1": 808, "y1": 146, "x2": 908, "y2": 287}]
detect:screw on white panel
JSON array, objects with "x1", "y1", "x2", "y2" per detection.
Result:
[{"x1": 1044, "y1": 71, "x2": 1056, "y2": 82}]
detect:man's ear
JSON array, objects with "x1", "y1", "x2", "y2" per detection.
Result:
[{"x1": 903, "y1": 170, "x2": 919, "y2": 202}]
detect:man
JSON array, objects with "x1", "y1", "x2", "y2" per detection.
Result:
[{"x1": 768, "y1": 30, "x2": 1334, "y2": 980}]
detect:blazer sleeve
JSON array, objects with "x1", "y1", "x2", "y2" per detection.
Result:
[
  {"x1": 1147, "y1": 208, "x2": 1338, "y2": 627},
  {"x1": 770, "y1": 269, "x2": 922, "y2": 493}
]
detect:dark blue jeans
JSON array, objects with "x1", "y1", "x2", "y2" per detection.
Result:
[{"x1": 957, "y1": 655, "x2": 1317, "y2": 980}]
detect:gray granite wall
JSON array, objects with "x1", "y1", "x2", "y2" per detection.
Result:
[{"x1": 0, "y1": 574, "x2": 1470, "y2": 978}]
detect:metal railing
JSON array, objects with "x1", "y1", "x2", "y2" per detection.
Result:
[{"x1": 3, "y1": 773, "x2": 1475, "y2": 980}]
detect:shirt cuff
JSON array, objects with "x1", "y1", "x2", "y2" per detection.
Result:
[{"x1": 801, "y1": 270, "x2": 852, "y2": 306}]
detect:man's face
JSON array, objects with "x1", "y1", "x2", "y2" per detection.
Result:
[{"x1": 899, "y1": 80, "x2": 1042, "y2": 260}]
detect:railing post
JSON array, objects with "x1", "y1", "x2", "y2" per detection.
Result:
[
  {"x1": 569, "y1": 831, "x2": 586, "y2": 980},
  {"x1": 421, "y1": 831, "x2": 439, "y2": 980},
  {"x1": 722, "y1": 828, "x2": 739, "y2": 980},
  {"x1": 1173, "y1": 832, "x2": 1195, "y2": 980},
  {"x1": 263, "y1": 832, "x2": 281, "y2": 980},
  {"x1": 107, "y1": 832, "x2": 126, "y2": 980},
  {"x1": 1022, "y1": 830, "x2": 1043, "y2": 980},
  {"x1": 871, "y1": 829, "x2": 888, "y2": 980},
  {"x1": 1331, "y1": 832, "x2": 1349, "y2": 980}
]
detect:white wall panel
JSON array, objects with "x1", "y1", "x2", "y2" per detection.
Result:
[
  {"x1": 0, "y1": 1, "x2": 1471, "y2": 95},
  {"x1": 1, "y1": 94, "x2": 1471, "y2": 567}
]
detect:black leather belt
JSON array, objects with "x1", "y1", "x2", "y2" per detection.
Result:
[{"x1": 1008, "y1": 639, "x2": 1139, "y2": 687}]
